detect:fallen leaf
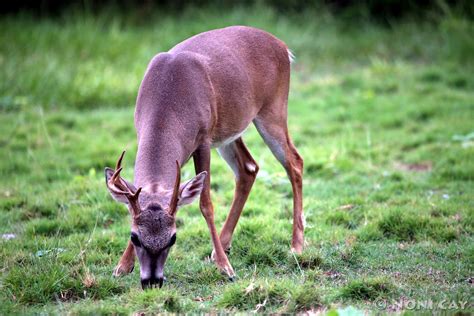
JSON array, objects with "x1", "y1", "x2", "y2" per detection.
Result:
[
  {"x1": 345, "y1": 236, "x2": 357, "y2": 246},
  {"x1": 324, "y1": 270, "x2": 342, "y2": 279},
  {"x1": 452, "y1": 213, "x2": 462, "y2": 221},
  {"x1": 338, "y1": 204, "x2": 355, "y2": 211},
  {"x1": 82, "y1": 272, "x2": 96, "y2": 288},
  {"x1": 192, "y1": 295, "x2": 212, "y2": 302},
  {"x1": 245, "y1": 282, "x2": 255, "y2": 294},
  {"x1": 254, "y1": 298, "x2": 267, "y2": 312}
]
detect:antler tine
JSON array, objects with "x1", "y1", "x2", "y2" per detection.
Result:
[
  {"x1": 108, "y1": 166, "x2": 128, "y2": 195},
  {"x1": 108, "y1": 151, "x2": 143, "y2": 218},
  {"x1": 169, "y1": 160, "x2": 181, "y2": 214},
  {"x1": 111, "y1": 167, "x2": 123, "y2": 183},
  {"x1": 109, "y1": 151, "x2": 140, "y2": 197},
  {"x1": 132, "y1": 187, "x2": 142, "y2": 199},
  {"x1": 115, "y1": 150, "x2": 126, "y2": 171},
  {"x1": 108, "y1": 150, "x2": 127, "y2": 192},
  {"x1": 128, "y1": 186, "x2": 142, "y2": 220}
]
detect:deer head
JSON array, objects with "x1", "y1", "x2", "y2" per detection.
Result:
[{"x1": 105, "y1": 151, "x2": 206, "y2": 289}]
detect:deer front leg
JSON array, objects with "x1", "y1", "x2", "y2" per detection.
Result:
[
  {"x1": 113, "y1": 240, "x2": 135, "y2": 277},
  {"x1": 193, "y1": 144, "x2": 235, "y2": 280}
]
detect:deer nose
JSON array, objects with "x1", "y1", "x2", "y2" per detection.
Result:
[{"x1": 141, "y1": 276, "x2": 165, "y2": 289}]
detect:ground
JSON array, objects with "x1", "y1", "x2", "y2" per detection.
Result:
[{"x1": 0, "y1": 5, "x2": 473, "y2": 314}]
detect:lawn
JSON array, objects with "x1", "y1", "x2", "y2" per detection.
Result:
[{"x1": 0, "y1": 5, "x2": 473, "y2": 314}]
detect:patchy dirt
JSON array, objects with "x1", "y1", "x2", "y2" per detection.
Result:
[{"x1": 395, "y1": 161, "x2": 433, "y2": 172}]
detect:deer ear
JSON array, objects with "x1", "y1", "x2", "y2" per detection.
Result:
[
  {"x1": 177, "y1": 171, "x2": 207, "y2": 207},
  {"x1": 104, "y1": 167, "x2": 137, "y2": 204}
]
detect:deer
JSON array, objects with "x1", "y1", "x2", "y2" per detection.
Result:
[{"x1": 105, "y1": 26, "x2": 304, "y2": 289}]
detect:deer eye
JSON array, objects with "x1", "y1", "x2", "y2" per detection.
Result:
[
  {"x1": 168, "y1": 233, "x2": 176, "y2": 248},
  {"x1": 130, "y1": 232, "x2": 141, "y2": 247}
]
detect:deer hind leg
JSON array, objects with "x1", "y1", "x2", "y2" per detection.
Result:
[
  {"x1": 217, "y1": 137, "x2": 259, "y2": 252},
  {"x1": 113, "y1": 240, "x2": 135, "y2": 277},
  {"x1": 193, "y1": 143, "x2": 235, "y2": 280},
  {"x1": 254, "y1": 114, "x2": 304, "y2": 254}
]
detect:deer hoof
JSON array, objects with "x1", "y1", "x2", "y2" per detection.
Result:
[
  {"x1": 210, "y1": 247, "x2": 231, "y2": 261},
  {"x1": 220, "y1": 270, "x2": 236, "y2": 281},
  {"x1": 113, "y1": 263, "x2": 134, "y2": 277},
  {"x1": 219, "y1": 264, "x2": 236, "y2": 280},
  {"x1": 290, "y1": 244, "x2": 303, "y2": 255}
]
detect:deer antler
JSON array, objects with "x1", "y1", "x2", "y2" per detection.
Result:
[
  {"x1": 108, "y1": 151, "x2": 142, "y2": 218},
  {"x1": 169, "y1": 160, "x2": 181, "y2": 215}
]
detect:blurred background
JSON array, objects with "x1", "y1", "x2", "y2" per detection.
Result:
[
  {"x1": 2, "y1": 0, "x2": 474, "y2": 20},
  {"x1": 1, "y1": 0, "x2": 472, "y2": 111}
]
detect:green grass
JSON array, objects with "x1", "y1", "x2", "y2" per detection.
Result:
[
  {"x1": 338, "y1": 277, "x2": 393, "y2": 301},
  {"x1": 1, "y1": 5, "x2": 473, "y2": 314}
]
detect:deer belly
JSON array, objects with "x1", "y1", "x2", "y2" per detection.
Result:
[{"x1": 211, "y1": 129, "x2": 247, "y2": 148}]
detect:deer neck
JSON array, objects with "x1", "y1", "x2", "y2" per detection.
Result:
[
  {"x1": 132, "y1": 123, "x2": 188, "y2": 192},
  {"x1": 132, "y1": 52, "x2": 214, "y2": 192}
]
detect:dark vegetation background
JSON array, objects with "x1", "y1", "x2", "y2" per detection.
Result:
[
  {"x1": 0, "y1": 0, "x2": 472, "y2": 314},
  {"x1": 2, "y1": 0, "x2": 474, "y2": 20}
]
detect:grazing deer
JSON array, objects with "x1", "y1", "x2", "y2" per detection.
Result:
[{"x1": 105, "y1": 26, "x2": 304, "y2": 289}]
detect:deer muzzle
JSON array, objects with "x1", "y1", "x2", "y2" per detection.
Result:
[
  {"x1": 141, "y1": 276, "x2": 165, "y2": 289},
  {"x1": 137, "y1": 246, "x2": 170, "y2": 290}
]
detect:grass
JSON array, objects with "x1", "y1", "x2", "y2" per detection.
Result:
[
  {"x1": 218, "y1": 279, "x2": 322, "y2": 312},
  {"x1": 339, "y1": 277, "x2": 393, "y2": 301},
  {"x1": 0, "y1": 4, "x2": 473, "y2": 314}
]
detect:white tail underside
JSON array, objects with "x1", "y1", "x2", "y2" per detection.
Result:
[{"x1": 288, "y1": 49, "x2": 295, "y2": 63}]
